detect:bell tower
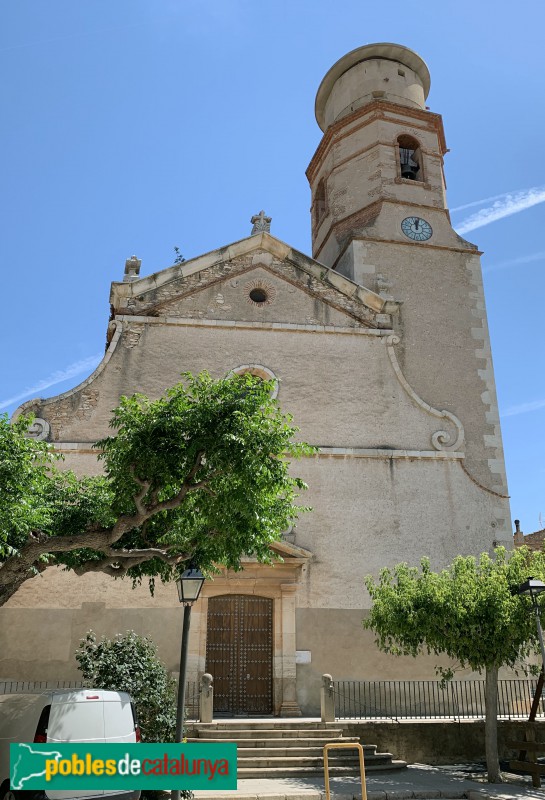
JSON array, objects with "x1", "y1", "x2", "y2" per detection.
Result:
[
  {"x1": 307, "y1": 43, "x2": 511, "y2": 529},
  {"x1": 307, "y1": 43, "x2": 454, "y2": 276}
]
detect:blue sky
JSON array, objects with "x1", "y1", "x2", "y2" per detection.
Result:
[{"x1": 1, "y1": 0, "x2": 544, "y2": 533}]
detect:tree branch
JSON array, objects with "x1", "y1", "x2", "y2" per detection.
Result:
[
  {"x1": 13, "y1": 529, "x2": 114, "y2": 561},
  {"x1": 107, "y1": 450, "x2": 208, "y2": 540},
  {"x1": 72, "y1": 548, "x2": 191, "y2": 578},
  {"x1": 100, "y1": 546, "x2": 190, "y2": 563},
  {"x1": 149, "y1": 452, "x2": 219, "y2": 513},
  {"x1": 0, "y1": 450, "x2": 208, "y2": 604},
  {"x1": 129, "y1": 465, "x2": 151, "y2": 516}
]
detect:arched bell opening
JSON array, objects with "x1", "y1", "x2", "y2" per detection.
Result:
[{"x1": 397, "y1": 134, "x2": 423, "y2": 181}]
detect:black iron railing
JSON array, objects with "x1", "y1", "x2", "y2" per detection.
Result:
[
  {"x1": 1, "y1": 679, "x2": 200, "y2": 721},
  {"x1": 184, "y1": 680, "x2": 200, "y2": 721},
  {"x1": 333, "y1": 679, "x2": 545, "y2": 720},
  {"x1": 0, "y1": 680, "x2": 84, "y2": 693}
]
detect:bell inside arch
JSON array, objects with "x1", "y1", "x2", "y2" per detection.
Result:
[{"x1": 400, "y1": 147, "x2": 420, "y2": 180}]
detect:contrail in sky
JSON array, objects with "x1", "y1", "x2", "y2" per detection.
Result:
[
  {"x1": 451, "y1": 192, "x2": 515, "y2": 213},
  {"x1": 483, "y1": 250, "x2": 545, "y2": 274},
  {"x1": 0, "y1": 354, "x2": 102, "y2": 411},
  {"x1": 503, "y1": 398, "x2": 545, "y2": 418},
  {"x1": 455, "y1": 186, "x2": 545, "y2": 235}
]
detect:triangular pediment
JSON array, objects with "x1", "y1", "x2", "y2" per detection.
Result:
[
  {"x1": 110, "y1": 233, "x2": 398, "y2": 329},
  {"x1": 239, "y1": 539, "x2": 313, "y2": 566}
]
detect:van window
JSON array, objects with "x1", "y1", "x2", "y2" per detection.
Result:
[
  {"x1": 48, "y1": 701, "x2": 104, "y2": 743},
  {"x1": 34, "y1": 705, "x2": 51, "y2": 742}
]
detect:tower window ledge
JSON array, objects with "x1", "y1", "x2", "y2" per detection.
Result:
[{"x1": 394, "y1": 177, "x2": 431, "y2": 190}]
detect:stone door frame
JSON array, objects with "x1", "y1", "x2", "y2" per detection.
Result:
[{"x1": 193, "y1": 543, "x2": 311, "y2": 716}]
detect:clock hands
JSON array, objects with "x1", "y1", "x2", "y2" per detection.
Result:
[{"x1": 401, "y1": 217, "x2": 433, "y2": 241}]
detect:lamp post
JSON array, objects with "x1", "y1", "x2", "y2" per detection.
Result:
[
  {"x1": 514, "y1": 577, "x2": 545, "y2": 673},
  {"x1": 172, "y1": 566, "x2": 205, "y2": 800}
]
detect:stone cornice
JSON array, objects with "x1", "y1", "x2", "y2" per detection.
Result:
[
  {"x1": 113, "y1": 315, "x2": 393, "y2": 335},
  {"x1": 49, "y1": 442, "x2": 463, "y2": 460},
  {"x1": 270, "y1": 541, "x2": 313, "y2": 559},
  {"x1": 312, "y1": 199, "x2": 480, "y2": 262},
  {"x1": 315, "y1": 447, "x2": 464, "y2": 460}
]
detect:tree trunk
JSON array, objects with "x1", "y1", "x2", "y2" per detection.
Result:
[
  {"x1": 484, "y1": 664, "x2": 501, "y2": 783},
  {"x1": 0, "y1": 557, "x2": 40, "y2": 607}
]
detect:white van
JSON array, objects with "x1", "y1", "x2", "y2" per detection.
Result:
[{"x1": 0, "y1": 690, "x2": 141, "y2": 800}]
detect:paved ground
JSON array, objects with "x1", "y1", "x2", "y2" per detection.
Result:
[{"x1": 192, "y1": 764, "x2": 544, "y2": 800}]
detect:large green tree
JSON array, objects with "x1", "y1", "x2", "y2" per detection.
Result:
[
  {"x1": 0, "y1": 372, "x2": 313, "y2": 606},
  {"x1": 364, "y1": 547, "x2": 545, "y2": 782}
]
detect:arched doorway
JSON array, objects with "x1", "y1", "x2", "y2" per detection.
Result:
[{"x1": 206, "y1": 594, "x2": 273, "y2": 715}]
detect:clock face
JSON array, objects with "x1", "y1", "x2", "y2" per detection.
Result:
[{"x1": 401, "y1": 216, "x2": 433, "y2": 241}]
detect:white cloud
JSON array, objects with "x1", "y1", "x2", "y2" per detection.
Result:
[
  {"x1": 454, "y1": 186, "x2": 545, "y2": 235},
  {"x1": 483, "y1": 250, "x2": 545, "y2": 274},
  {"x1": 0, "y1": 354, "x2": 102, "y2": 412},
  {"x1": 502, "y1": 398, "x2": 545, "y2": 418}
]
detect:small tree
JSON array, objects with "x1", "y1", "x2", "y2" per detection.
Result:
[
  {"x1": 0, "y1": 372, "x2": 314, "y2": 605},
  {"x1": 364, "y1": 547, "x2": 545, "y2": 782},
  {"x1": 76, "y1": 631, "x2": 192, "y2": 800},
  {"x1": 76, "y1": 630, "x2": 176, "y2": 743}
]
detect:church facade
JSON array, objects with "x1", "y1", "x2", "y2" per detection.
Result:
[{"x1": 2, "y1": 43, "x2": 511, "y2": 716}]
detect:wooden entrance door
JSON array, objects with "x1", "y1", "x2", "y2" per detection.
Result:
[{"x1": 206, "y1": 594, "x2": 273, "y2": 715}]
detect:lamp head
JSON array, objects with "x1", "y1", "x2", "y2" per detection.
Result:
[
  {"x1": 513, "y1": 577, "x2": 545, "y2": 599},
  {"x1": 176, "y1": 566, "x2": 205, "y2": 606}
]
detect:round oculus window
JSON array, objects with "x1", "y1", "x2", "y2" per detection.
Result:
[
  {"x1": 245, "y1": 279, "x2": 276, "y2": 306},
  {"x1": 249, "y1": 287, "x2": 268, "y2": 304}
]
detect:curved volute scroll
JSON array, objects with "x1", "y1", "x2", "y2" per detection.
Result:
[
  {"x1": 26, "y1": 418, "x2": 51, "y2": 441},
  {"x1": 384, "y1": 335, "x2": 465, "y2": 452}
]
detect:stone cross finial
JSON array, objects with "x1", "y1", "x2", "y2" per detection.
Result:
[
  {"x1": 251, "y1": 210, "x2": 272, "y2": 235},
  {"x1": 123, "y1": 255, "x2": 141, "y2": 282}
]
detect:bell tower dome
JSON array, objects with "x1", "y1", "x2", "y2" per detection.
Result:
[
  {"x1": 307, "y1": 43, "x2": 454, "y2": 277},
  {"x1": 315, "y1": 42, "x2": 430, "y2": 126}
]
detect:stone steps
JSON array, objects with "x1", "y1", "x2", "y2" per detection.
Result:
[
  {"x1": 193, "y1": 735, "x2": 363, "y2": 746},
  {"x1": 195, "y1": 720, "x2": 338, "y2": 730},
  {"x1": 192, "y1": 727, "x2": 345, "y2": 738},
  {"x1": 235, "y1": 754, "x2": 397, "y2": 768},
  {"x1": 187, "y1": 719, "x2": 407, "y2": 777},
  {"x1": 224, "y1": 745, "x2": 382, "y2": 758},
  {"x1": 238, "y1": 761, "x2": 407, "y2": 778}
]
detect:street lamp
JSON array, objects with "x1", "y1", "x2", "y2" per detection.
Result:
[
  {"x1": 172, "y1": 566, "x2": 205, "y2": 800},
  {"x1": 513, "y1": 577, "x2": 545, "y2": 673}
]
